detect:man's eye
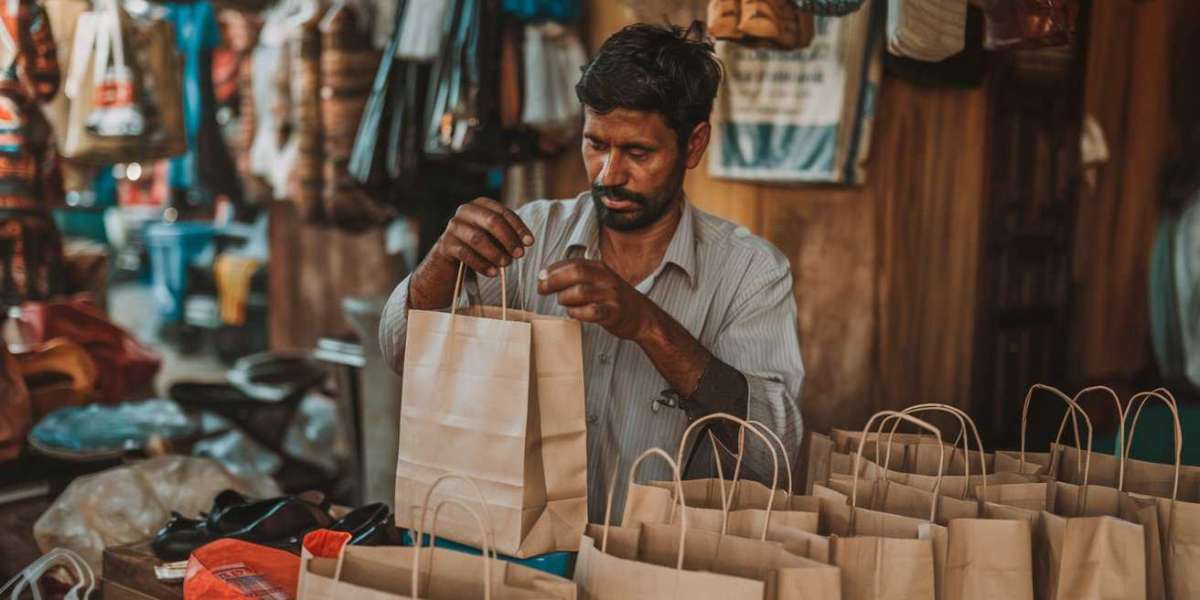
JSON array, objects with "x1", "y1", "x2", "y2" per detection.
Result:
[
  {"x1": 628, "y1": 150, "x2": 648, "y2": 160},
  {"x1": 588, "y1": 140, "x2": 607, "y2": 151}
]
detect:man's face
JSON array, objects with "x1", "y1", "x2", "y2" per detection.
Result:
[{"x1": 582, "y1": 107, "x2": 707, "y2": 231}]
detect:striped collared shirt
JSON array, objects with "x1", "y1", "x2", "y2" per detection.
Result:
[{"x1": 380, "y1": 193, "x2": 805, "y2": 522}]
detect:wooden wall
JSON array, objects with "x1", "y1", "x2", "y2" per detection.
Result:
[
  {"x1": 1069, "y1": 0, "x2": 1194, "y2": 384},
  {"x1": 555, "y1": 1, "x2": 989, "y2": 432},
  {"x1": 268, "y1": 202, "x2": 406, "y2": 350}
]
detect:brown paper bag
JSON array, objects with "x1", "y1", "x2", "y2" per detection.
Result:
[
  {"x1": 299, "y1": 477, "x2": 576, "y2": 600},
  {"x1": 993, "y1": 385, "x2": 1124, "y2": 482},
  {"x1": 626, "y1": 415, "x2": 821, "y2": 550},
  {"x1": 395, "y1": 267, "x2": 588, "y2": 557},
  {"x1": 641, "y1": 413, "x2": 823, "y2": 533},
  {"x1": 979, "y1": 388, "x2": 1148, "y2": 600},
  {"x1": 1052, "y1": 386, "x2": 1127, "y2": 488},
  {"x1": 575, "y1": 447, "x2": 841, "y2": 599},
  {"x1": 819, "y1": 410, "x2": 950, "y2": 600},
  {"x1": 801, "y1": 431, "x2": 835, "y2": 494},
  {"x1": 1115, "y1": 390, "x2": 1198, "y2": 600},
  {"x1": 835, "y1": 407, "x2": 1037, "y2": 600}
]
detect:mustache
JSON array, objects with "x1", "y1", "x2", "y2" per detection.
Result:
[{"x1": 591, "y1": 183, "x2": 649, "y2": 206}]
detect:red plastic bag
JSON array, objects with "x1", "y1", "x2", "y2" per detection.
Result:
[
  {"x1": 15, "y1": 296, "x2": 161, "y2": 402},
  {"x1": 184, "y1": 539, "x2": 300, "y2": 600}
]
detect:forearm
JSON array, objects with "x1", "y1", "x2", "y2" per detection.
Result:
[
  {"x1": 636, "y1": 305, "x2": 749, "y2": 443},
  {"x1": 635, "y1": 303, "x2": 712, "y2": 398},
  {"x1": 406, "y1": 253, "x2": 462, "y2": 310}
]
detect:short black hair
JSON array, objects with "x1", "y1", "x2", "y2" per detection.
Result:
[{"x1": 575, "y1": 23, "x2": 723, "y2": 145}]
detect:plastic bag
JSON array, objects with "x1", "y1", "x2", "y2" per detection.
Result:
[
  {"x1": 33, "y1": 455, "x2": 282, "y2": 574},
  {"x1": 281, "y1": 392, "x2": 347, "y2": 476},
  {"x1": 29, "y1": 398, "x2": 198, "y2": 457},
  {"x1": 0, "y1": 548, "x2": 97, "y2": 599},
  {"x1": 183, "y1": 539, "x2": 298, "y2": 600}
]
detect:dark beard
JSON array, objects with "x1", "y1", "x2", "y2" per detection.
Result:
[{"x1": 590, "y1": 163, "x2": 685, "y2": 232}]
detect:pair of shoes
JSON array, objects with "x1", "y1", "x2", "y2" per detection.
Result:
[
  {"x1": 152, "y1": 491, "x2": 334, "y2": 561},
  {"x1": 707, "y1": 0, "x2": 816, "y2": 50},
  {"x1": 272, "y1": 502, "x2": 402, "y2": 550}
]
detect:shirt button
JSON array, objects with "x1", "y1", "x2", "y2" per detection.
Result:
[
  {"x1": 587, "y1": 413, "x2": 599, "y2": 425},
  {"x1": 598, "y1": 353, "x2": 610, "y2": 365}
]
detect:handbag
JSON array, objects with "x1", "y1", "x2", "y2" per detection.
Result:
[{"x1": 61, "y1": 0, "x2": 185, "y2": 164}]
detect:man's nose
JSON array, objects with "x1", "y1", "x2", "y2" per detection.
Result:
[{"x1": 597, "y1": 152, "x2": 628, "y2": 188}]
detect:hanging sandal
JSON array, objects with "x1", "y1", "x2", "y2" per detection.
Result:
[{"x1": 706, "y1": 0, "x2": 742, "y2": 40}]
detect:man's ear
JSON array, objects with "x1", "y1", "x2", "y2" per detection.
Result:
[{"x1": 684, "y1": 121, "x2": 711, "y2": 169}]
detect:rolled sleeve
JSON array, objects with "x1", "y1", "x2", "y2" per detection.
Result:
[{"x1": 712, "y1": 259, "x2": 805, "y2": 485}]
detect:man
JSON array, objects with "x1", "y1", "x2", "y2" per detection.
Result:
[{"x1": 381, "y1": 23, "x2": 804, "y2": 521}]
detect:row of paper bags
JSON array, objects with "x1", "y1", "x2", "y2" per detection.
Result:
[
  {"x1": 306, "y1": 285, "x2": 1195, "y2": 598},
  {"x1": 291, "y1": 383, "x2": 1194, "y2": 600},
  {"x1": 803, "y1": 384, "x2": 1198, "y2": 600}
]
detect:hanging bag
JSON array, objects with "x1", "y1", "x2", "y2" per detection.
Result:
[{"x1": 61, "y1": 0, "x2": 184, "y2": 164}]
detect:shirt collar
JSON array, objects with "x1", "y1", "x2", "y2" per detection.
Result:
[{"x1": 566, "y1": 192, "x2": 697, "y2": 288}]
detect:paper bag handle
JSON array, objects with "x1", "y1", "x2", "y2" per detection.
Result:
[
  {"x1": 1120, "y1": 390, "x2": 1182, "y2": 500},
  {"x1": 719, "y1": 420, "x2": 795, "y2": 500},
  {"x1": 747, "y1": 420, "x2": 794, "y2": 497},
  {"x1": 877, "y1": 408, "x2": 968, "y2": 483},
  {"x1": 606, "y1": 448, "x2": 688, "y2": 571},
  {"x1": 852, "y1": 411, "x2": 944, "y2": 527},
  {"x1": 674, "y1": 413, "x2": 780, "y2": 539},
  {"x1": 1020, "y1": 386, "x2": 1095, "y2": 512},
  {"x1": 409, "y1": 473, "x2": 501, "y2": 600},
  {"x1": 423, "y1": 500, "x2": 492, "y2": 600},
  {"x1": 883, "y1": 404, "x2": 989, "y2": 499},
  {"x1": 1042, "y1": 386, "x2": 1122, "y2": 477},
  {"x1": 451, "y1": 260, "x2": 509, "y2": 321},
  {"x1": 1018, "y1": 384, "x2": 1085, "y2": 474}
]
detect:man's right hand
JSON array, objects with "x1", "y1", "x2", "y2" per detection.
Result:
[{"x1": 408, "y1": 198, "x2": 535, "y2": 310}]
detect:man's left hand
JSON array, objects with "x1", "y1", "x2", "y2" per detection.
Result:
[{"x1": 537, "y1": 258, "x2": 657, "y2": 340}]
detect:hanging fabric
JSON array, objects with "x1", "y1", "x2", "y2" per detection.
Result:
[
  {"x1": 709, "y1": 0, "x2": 882, "y2": 184},
  {"x1": 348, "y1": 0, "x2": 407, "y2": 187},
  {"x1": 501, "y1": 0, "x2": 580, "y2": 23},
  {"x1": 319, "y1": 0, "x2": 394, "y2": 229},
  {"x1": 0, "y1": 0, "x2": 65, "y2": 304},
  {"x1": 395, "y1": 0, "x2": 451, "y2": 60},
  {"x1": 884, "y1": 5, "x2": 987, "y2": 87},
  {"x1": 285, "y1": 1, "x2": 325, "y2": 221},
  {"x1": 886, "y1": 0, "x2": 967, "y2": 62},
  {"x1": 247, "y1": 0, "x2": 306, "y2": 200},
  {"x1": 423, "y1": 0, "x2": 503, "y2": 159},
  {"x1": 794, "y1": 0, "x2": 864, "y2": 15}
]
